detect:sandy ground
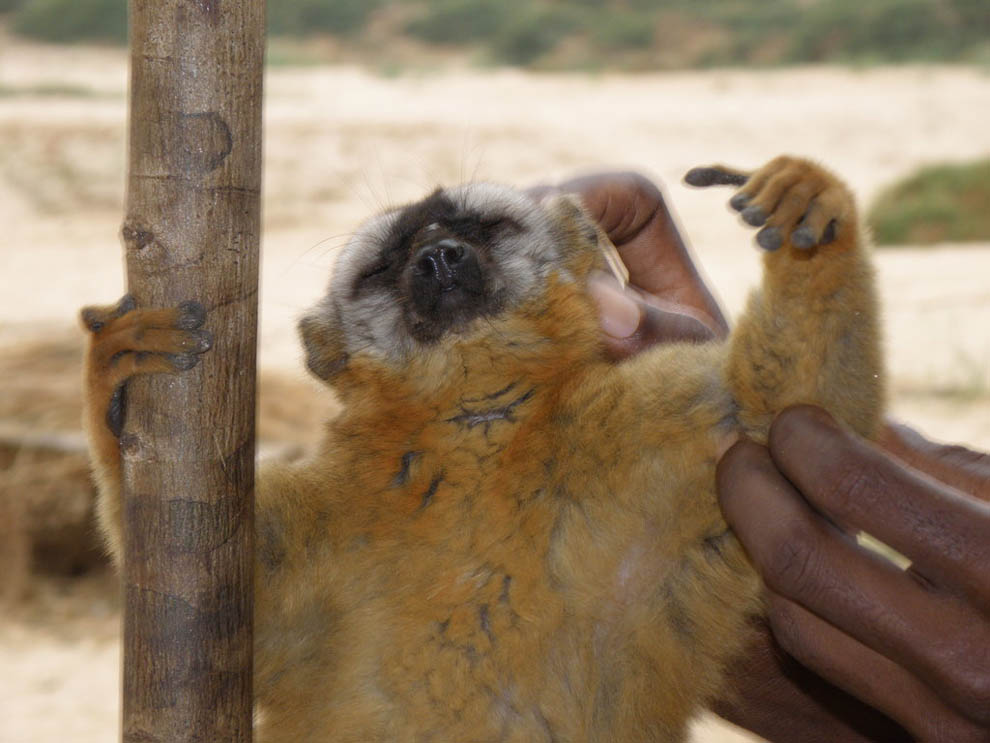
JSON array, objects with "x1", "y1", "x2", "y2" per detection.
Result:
[{"x1": 1, "y1": 31, "x2": 989, "y2": 742}]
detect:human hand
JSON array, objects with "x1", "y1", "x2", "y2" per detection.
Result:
[
  {"x1": 716, "y1": 405, "x2": 990, "y2": 742},
  {"x1": 528, "y1": 171, "x2": 727, "y2": 357}
]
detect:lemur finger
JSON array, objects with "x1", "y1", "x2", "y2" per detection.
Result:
[
  {"x1": 99, "y1": 351, "x2": 201, "y2": 435},
  {"x1": 107, "y1": 384, "x2": 126, "y2": 437},
  {"x1": 96, "y1": 327, "x2": 213, "y2": 364},
  {"x1": 730, "y1": 162, "x2": 792, "y2": 213},
  {"x1": 108, "y1": 302, "x2": 207, "y2": 334},
  {"x1": 791, "y1": 188, "x2": 848, "y2": 249},
  {"x1": 683, "y1": 165, "x2": 750, "y2": 189},
  {"x1": 756, "y1": 226, "x2": 784, "y2": 252},
  {"x1": 83, "y1": 298, "x2": 205, "y2": 337},
  {"x1": 766, "y1": 178, "x2": 825, "y2": 232},
  {"x1": 174, "y1": 300, "x2": 206, "y2": 330},
  {"x1": 737, "y1": 167, "x2": 805, "y2": 227},
  {"x1": 80, "y1": 294, "x2": 135, "y2": 333},
  {"x1": 102, "y1": 350, "x2": 203, "y2": 389}
]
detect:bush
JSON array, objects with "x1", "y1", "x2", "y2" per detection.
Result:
[
  {"x1": 489, "y1": 6, "x2": 578, "y2": 66},
  {"x1": 593, "y1": 12, "x2": 655, "y2": 51},
  {"x1": 405, "y1": 0, "x2": 509, "y2": 44},
  {"x1": 868, "y1": 159, "x2": 990, "y2": 245},
  {"x1": 12, "y1": 0, "x2": 127, "y2": 44},
  {"x1": 268, "y1": 0, "x2": 381, "y2": 38},
  {"x1": 9, "y1": 0, "x2": 990, "y2": 68},
  {"x1": 789, "y1": 0, "x2": 945, "y2": 63}
]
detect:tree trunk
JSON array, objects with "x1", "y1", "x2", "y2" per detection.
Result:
[{"x1": 120, "y1": 2, "x2": 264, "y2": 741}]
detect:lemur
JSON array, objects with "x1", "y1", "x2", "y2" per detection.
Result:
[{"x1": 82, "y1": 156, "x2": 882, "y2": 741}]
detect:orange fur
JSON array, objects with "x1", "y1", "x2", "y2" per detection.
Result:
[{"x1": 83, "y1": 156, "x2": 883, "y2": 741}]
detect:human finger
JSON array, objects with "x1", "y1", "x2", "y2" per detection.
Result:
[
  {"x1": 719, "y1": 437, "x2": 990, "y2": 727},
  {"x1": 558, "y1": 171, "x2": 729, "y2": 336},
  {"x1": 769, "y1": 406, "x2": 990, "y2": 606},
  {"x1": 767, "y1": 592, "x2": 989, "y2": 742},
  {"x1": 588, "y1": 272, "x2": 719, "y2": 358},
  {"x1": 879, "y1": 421, "x2": 990, "y2": 501},
  {"x1": 712, "y1": 618, "x2": 912, "y2": 743}
]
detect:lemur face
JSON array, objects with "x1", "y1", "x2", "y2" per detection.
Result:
[{"x1": 302, "y1": 183, "x2": 595, "y2": 370}]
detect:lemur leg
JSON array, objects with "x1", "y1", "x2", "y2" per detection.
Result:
[
  {"x1": 687, "y1": 156, "x2": 884, "y2": 440},
  {"x1": 80, "y1": 295, "x2": 212, "y2": 563}
]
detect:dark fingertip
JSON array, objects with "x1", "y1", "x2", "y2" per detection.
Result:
[
  {"x1": 684, "y1": 167, "x2": 749, "y2": 188},
  {"x1": 167, "y1": 352, "x2": 199, "y2": 371},
  {"x1": 194, "y1": 329, "x2": 214, "y2": 353},
  {"x1": 821, "y1": 220, "x2": 838, "y2": 245},
  {"x1": 116, "y1": 294, "x2": 136, "y2": 315},
  {"x1": 106, "y1": 384, "x2": 126, "y2": 437},
  {"x1": 756, "y1": 226, "x2": 783, "y2": 252},
  {"x1": 741, "y1": 205, "x2": 767, "y2": 227},
  {"x1": 791, "y1": 226, "x2": 817, "y2": 250},
  {"x1": 684, "y1": 167, "x2": 715, "y2": 187},
  {"x1": 81, "y1": 308, "x2": 104, "y2": 333},
  {"x1": 729, "y1": 192, "x2": 750, "y2": 211},
  {"x1": 176, "y1": 300, "x2": 206, "y2": 330}
]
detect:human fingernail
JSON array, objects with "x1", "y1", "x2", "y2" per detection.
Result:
[{"x1": 588, "y1": 273, "x2": 641, "y2": 338}]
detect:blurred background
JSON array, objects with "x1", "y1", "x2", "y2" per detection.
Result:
[{"x1": 1, "y1": 1, "x2": 989, "y2": 740}]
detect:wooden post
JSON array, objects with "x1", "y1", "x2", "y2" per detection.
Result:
[{"x1": 120, "y1": 2, "x2": 264, "y2": 740}]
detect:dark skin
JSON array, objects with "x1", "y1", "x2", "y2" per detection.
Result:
[
  {"x1": 527, "y1": 172, "x2": 728, "y2": 352},
  {"x1": 549, "y1": 171, "x2": 990, "y2": 742}
]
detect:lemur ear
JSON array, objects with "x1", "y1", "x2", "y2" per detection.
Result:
[
  {"x1": 544, "y1": 193, "x2": 610, "y2": 277},
  {"x1": 298, "y1": 307, "x2": 349, "y2": 381},
  {"x1": 545, "y1": 193, "x2": 593, "y2": 229}
]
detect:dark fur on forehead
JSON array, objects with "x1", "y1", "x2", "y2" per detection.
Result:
[
  {"x1": 389, "y1": 188, "x2": 460, "y2": 250},
  {"x1": 349, "y1": 187, "x2": 527, "y2": 304},
  {"x1": 348, "y1": 190, "x2": 462, "y2": 300},
  {"x1": 386, "y1": 187, "x2": 522, "y2": 256}
]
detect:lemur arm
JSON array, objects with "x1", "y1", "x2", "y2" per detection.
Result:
[{"x1": 687, "y1": 156, "x2": 884, "y2": 441}]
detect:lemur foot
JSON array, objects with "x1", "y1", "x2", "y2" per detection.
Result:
[
  {"x1": 80, "y1": 295, "x2": 212, "y2": 436},
  {"x1": 685, "y1": 156, "x2": 855, "y2": 253}
]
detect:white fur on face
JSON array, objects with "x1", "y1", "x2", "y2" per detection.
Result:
[{"x1": 310, "y1": 183, "x2": 585, "y2": 364}]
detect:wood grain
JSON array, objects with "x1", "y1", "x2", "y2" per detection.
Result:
[{"x1": 121, "y1": 3, "x2": 264, "y2": 740}]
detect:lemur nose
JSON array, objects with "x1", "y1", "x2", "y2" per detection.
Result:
[{"x1": 413, "y1": 239, "x2": 472, "y2": 288}]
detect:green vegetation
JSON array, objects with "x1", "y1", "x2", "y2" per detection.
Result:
[
  {"x1": 788, "y1": 0, "x2": 990, "y2": 64},
  {"x1": 593, "y1": 12, "x2": 655, "y2": 52},
  {"x1": 3, "y1": 0, "x2": 383, "y2": 44},
  {"x1": 489, "y1": 6, "x2": 581, "y2": 66},
  {"x1": 0, "y1": 83, "x2": 108, "y2": 97},
  {"x1": 405, "y1": 0, "x2": 510, "y2": 44},
  {"x1": 10, "y1": 0, "x2": 126, "y2": 44},
  {"x1": 267, "y1": 0, "x2": 383, "y2": 38},
  {"x1": 403, "y1": 0, "x2": 585, "y2": 65},
  {"x1": 4, "y1": 0, "x2": 989, "y2": 69},
  {"x1": 868, "y1": 159, "x2": 990, "y2": 245}
]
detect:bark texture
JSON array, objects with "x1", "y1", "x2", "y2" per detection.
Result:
[{"x1": 121, "y1": 2, "x2": 264, "y2": 741}]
